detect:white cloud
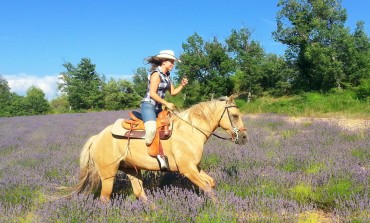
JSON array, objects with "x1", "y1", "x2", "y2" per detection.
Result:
[
  {"x1": 2, "y1": 73, "x2": 133, "y2": 101},
  {"x1": 3, "y1": 73, "x2": 60, "y2": 101}
]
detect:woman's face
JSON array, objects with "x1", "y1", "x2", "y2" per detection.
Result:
[{"x1": 162, "y1": 60, "x2": 175, "y2": 72}]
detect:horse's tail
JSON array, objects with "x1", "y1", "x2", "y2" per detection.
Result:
[
  {"x1": 73, "y1": 135, "x2": 101, "y2": 195},
  {"x1": 56, "y1": 135, "x2": 101, "y2": 198}
]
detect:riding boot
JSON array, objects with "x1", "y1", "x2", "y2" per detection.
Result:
[
  {"x1": 144, "y1": 121, "x2": 157, "y2": 146},
  {"x1": 157, "y1": 155, "x2": 169, "y2": 171}
]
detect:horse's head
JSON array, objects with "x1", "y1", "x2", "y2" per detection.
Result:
[{"x1": 216, "y1": 95, "x2": 248, "y2": 145}]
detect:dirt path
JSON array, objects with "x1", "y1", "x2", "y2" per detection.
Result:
[{"x1": 247, "y1": 114, "x2": 370, "y2": 132}]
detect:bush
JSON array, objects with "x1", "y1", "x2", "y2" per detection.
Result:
[{"x1": 355, "y1": 78, "x2": 370, "y2": 100}]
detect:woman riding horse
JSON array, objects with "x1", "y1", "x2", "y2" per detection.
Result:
[
  {"x1": 69, "y1": 96, "x2": 247, "y2": 202},
  {"x1": 140, "y1": 50, "x2": 188, "y2": 169}
]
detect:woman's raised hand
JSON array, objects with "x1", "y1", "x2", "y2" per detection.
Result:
[{"x1": 181, "y1": 77, "x2": 188, "y2": 86}]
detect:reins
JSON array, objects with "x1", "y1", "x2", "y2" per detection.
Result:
[{"x1": 172, "y1": 105, "x2": 245, "y2": 143}]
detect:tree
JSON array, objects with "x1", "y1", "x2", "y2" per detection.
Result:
[
  {"x1": 132, "y1": 67, "x2": 148, "y2": 97},
  {"x1": 58, "y1": 58, "x2": 104, "y2": 110},
  {"x1": 226, "y1": 28, "x2": 266, "y2": 96},
  {"x1": 204, "y1": 38, "x2": 235, "y2": 97},
  {"x1": 23, "y1": 86, "x2": 51, "y2": 115},
  {"x1": 273, "y1": 0, "x2": 349, "y2": 91},
  {"x1": 344, "y1": 21, "x2": 370, "y2": 86},
  {"x1": 0, "y1": 75, "x2": 12, "y2": 117},
  {"x1": 8, "y1": 93, "x2": 27, "y2": 116},
  {"x1": 177, "y1": 33, "x2": 234, "y2": 105},
  {"x1": 50, "y1": 95, "x2": 70, "y2": 113},
  {"x1": 260, "y1": 54, "x2": 293, "y2": 96},
  {"x1": 177, "y1": 33, "x2": 208, "y2": 104},
  {"x1": 103, "y1": 78, "x2": 141, "y2": 110},
  {"x1": 355, "y1": 78, "x2": 370, "y2": 100}
]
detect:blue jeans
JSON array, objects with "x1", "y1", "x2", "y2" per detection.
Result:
[{"x1": 140, "y1": 102, "x2": 161, "y2": 123}]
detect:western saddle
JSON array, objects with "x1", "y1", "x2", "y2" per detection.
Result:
[{"x1": 121, "y1": 110, "x2": 172, "y2": 160}]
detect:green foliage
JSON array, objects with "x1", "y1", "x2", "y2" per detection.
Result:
[
  {"x1": 177, "y1": 33, "x2": 234, "y2": 104},
  {"x1": 200, "y1": 154, "x2": 221, "y2": 170},
  {"x1": 280, "y1": 156, "x2": 302, "y2": 172},
  {"x1": 351, "y1": 148, "x2": 370, "y2": 161},
  {"x1": 316, "y1": 178, "x2": 363, "y2": 209},
  {"x1": 132, "y1": 67, "x2": 148, "y2": 97},
  {"x1": 281, "y1": 129, "x2": 298, "y2": 139},
  {"x1": 23, "y1": 86, "x2": 51, "y2": 115},
  {"x1": 0, "y1": 75, "x2": 12, "y2": 117},
  {"x1": 59, "y1": 58, "x2": 105, "y2": 111},
  {"x1": 50, "y1": 94, "x2": 70, "y2": 113},
  {"x1": 355, "y1": 78, "x2": 370, "y2": 100},
  {"x1": 289, "y1": 183, "x2": 314, "y2": 204},
  {"x1": 103, "y1": 78, "x2": 141, "y2": 110},
  {"x1": 273, "y1": 0, "x2": 370, "y2": 92},
  {"x1": 287, "y1": 177, "x2": 364, "y2": 210},
  {"x1": 345, "y1": 21, "x2": 370, "y2": 86},
  {"x1": 304, "y1": 162, "x2": 325, "y2": 174},
  {"x1": 0, "y1": 77, "x2": 50, "y2": 117},
  {"x1": 226, "y1": 28, "x2": 265, "y2": 96},
  {"x1": 0, "y1": 185, "x2": 40, "y2": 206},
  {"x1": 241, "y1": 90, "x2": 370, "y2": 117}
]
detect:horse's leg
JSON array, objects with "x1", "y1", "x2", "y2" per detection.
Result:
[
  {"x1": 100, "y1": 177, "x2": 115, "y2": 203},
  {"x1": 98, "y1": 162, "x2": 119, "y2": 202},
  {"x1": 199, "y1": 169, "x2": 216, "y2": 188},
  {"x1": 122, "y1": 168, "x2": 147, "y2": 202},
  {"x1": 180, "y1": 165, "x2": 214, "y2": 196}
]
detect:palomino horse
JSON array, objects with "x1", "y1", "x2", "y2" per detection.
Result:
[{"x1": 69, "y1": 96, "x2": 247, "y2": 202}]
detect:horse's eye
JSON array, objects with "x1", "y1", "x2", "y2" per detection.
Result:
[{"x1": 232, "y1": 114, "x2": 239, "y2": 118}]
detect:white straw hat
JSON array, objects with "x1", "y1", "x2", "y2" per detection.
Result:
[{"x1": 156, "y1": 50, "x2": 181, "y2": 62}]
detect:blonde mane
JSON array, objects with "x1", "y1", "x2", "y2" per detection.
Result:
[{"x1": 172, "y1": 100, "x2": 224, "y2": 128}]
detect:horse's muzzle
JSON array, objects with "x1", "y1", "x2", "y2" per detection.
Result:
[{"x1": 233, "y1": 130, "x2": 248, "y2": 145}]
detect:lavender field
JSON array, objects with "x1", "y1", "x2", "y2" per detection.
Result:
[{"x1": 0, "y1": 111, "x2": 369, "y2": 222}]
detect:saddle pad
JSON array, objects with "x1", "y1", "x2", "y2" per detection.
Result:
[{"x1": 111, "y1": 119, "x2": 145, "y2": 138}]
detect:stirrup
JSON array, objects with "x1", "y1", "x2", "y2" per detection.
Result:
[{"x1": 157, "y1": 155, "x2": 169, "y2": 171}]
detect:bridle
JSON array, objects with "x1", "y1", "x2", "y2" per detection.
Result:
[
  {"x1": 213, "y1": 105, "x2": 247, "y2": 144},
  {"x1": 173, "y1": 105, "x2": 246, "y2": 144}
]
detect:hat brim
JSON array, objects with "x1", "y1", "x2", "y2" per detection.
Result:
[{"x1": 156, "y1": 54, "x2": 181, "y2": 62}]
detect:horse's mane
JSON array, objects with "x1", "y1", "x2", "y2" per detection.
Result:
[{"x1": 173, "y1": 100, "x2": 223, "y2": 126}]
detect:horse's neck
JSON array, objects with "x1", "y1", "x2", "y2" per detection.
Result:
[{"x1": 175, "y1": 103, "x2": 222, "y2": 137}]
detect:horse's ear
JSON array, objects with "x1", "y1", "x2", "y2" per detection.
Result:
[{"x1": 227, "y1": 94, "x2": 238, "y2": 104}]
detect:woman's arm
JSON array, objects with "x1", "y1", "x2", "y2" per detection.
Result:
[{"x1": 169, "y1": 77, "x2": 188, "y2": 96}]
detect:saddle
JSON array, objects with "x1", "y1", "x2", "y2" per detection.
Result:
[{"x1": 121, "y1": 110, "x2": 172, "y2": 157}]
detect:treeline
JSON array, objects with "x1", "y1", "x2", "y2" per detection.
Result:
[
  {"x1": 0, "y1": 79, "x2": 51, "y2": 117},
  {"x1": 1, "y1": 0, "x2": 370, "y2": 117}
]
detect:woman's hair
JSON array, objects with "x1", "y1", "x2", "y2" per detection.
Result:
[{"x1": 145, "y1": 56, "x2": 164, "y2": 72}]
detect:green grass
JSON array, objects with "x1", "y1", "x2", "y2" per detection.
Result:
[
  {"x1": 280, "y1": 156, "x2": 303, "y2": 172},
  {"x1": 286, "y1": 177, "x2": 364, "y2": 210},
  {"x1": 281, "y1": 129, "x2": 298, "y2": 139},
  {"x1": 314, "y1": 178, "x2": 364, "y2": 210},
  {"x1": 351, "y1": 148, "x2": 370, "y2": 161},
  {"x1": 289, "y1": 183, "x2": 314, "y2": 204},
  {"x1": 199, "y1": 154, "x2": 221, "y2": 170},
  {"x1": 304, "y1": 162, "x2": 325, "y2": 174},
  {"x1": 0, "y1": 185, "x2": 46, "y2": 208},
  {"x1": 239, "y1": 90, "x2": 370, "y2": 118}
]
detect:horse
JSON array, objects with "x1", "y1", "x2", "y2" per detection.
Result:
[{"x1": 68, "y1": 95, "x2": 248, "y2": 202}]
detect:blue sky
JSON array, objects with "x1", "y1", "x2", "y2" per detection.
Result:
[{"x1": 1, "y1": 0, "x2": 369, "y2": 100}]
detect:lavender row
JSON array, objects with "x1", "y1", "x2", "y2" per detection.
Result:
[{"x1": 0, "y1": 111, "x2": 369, "y2": 222}]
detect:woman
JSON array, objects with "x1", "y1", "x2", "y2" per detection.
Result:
[{"x1": 141, "y1": 50, "x2": 188, "y2": 168}]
